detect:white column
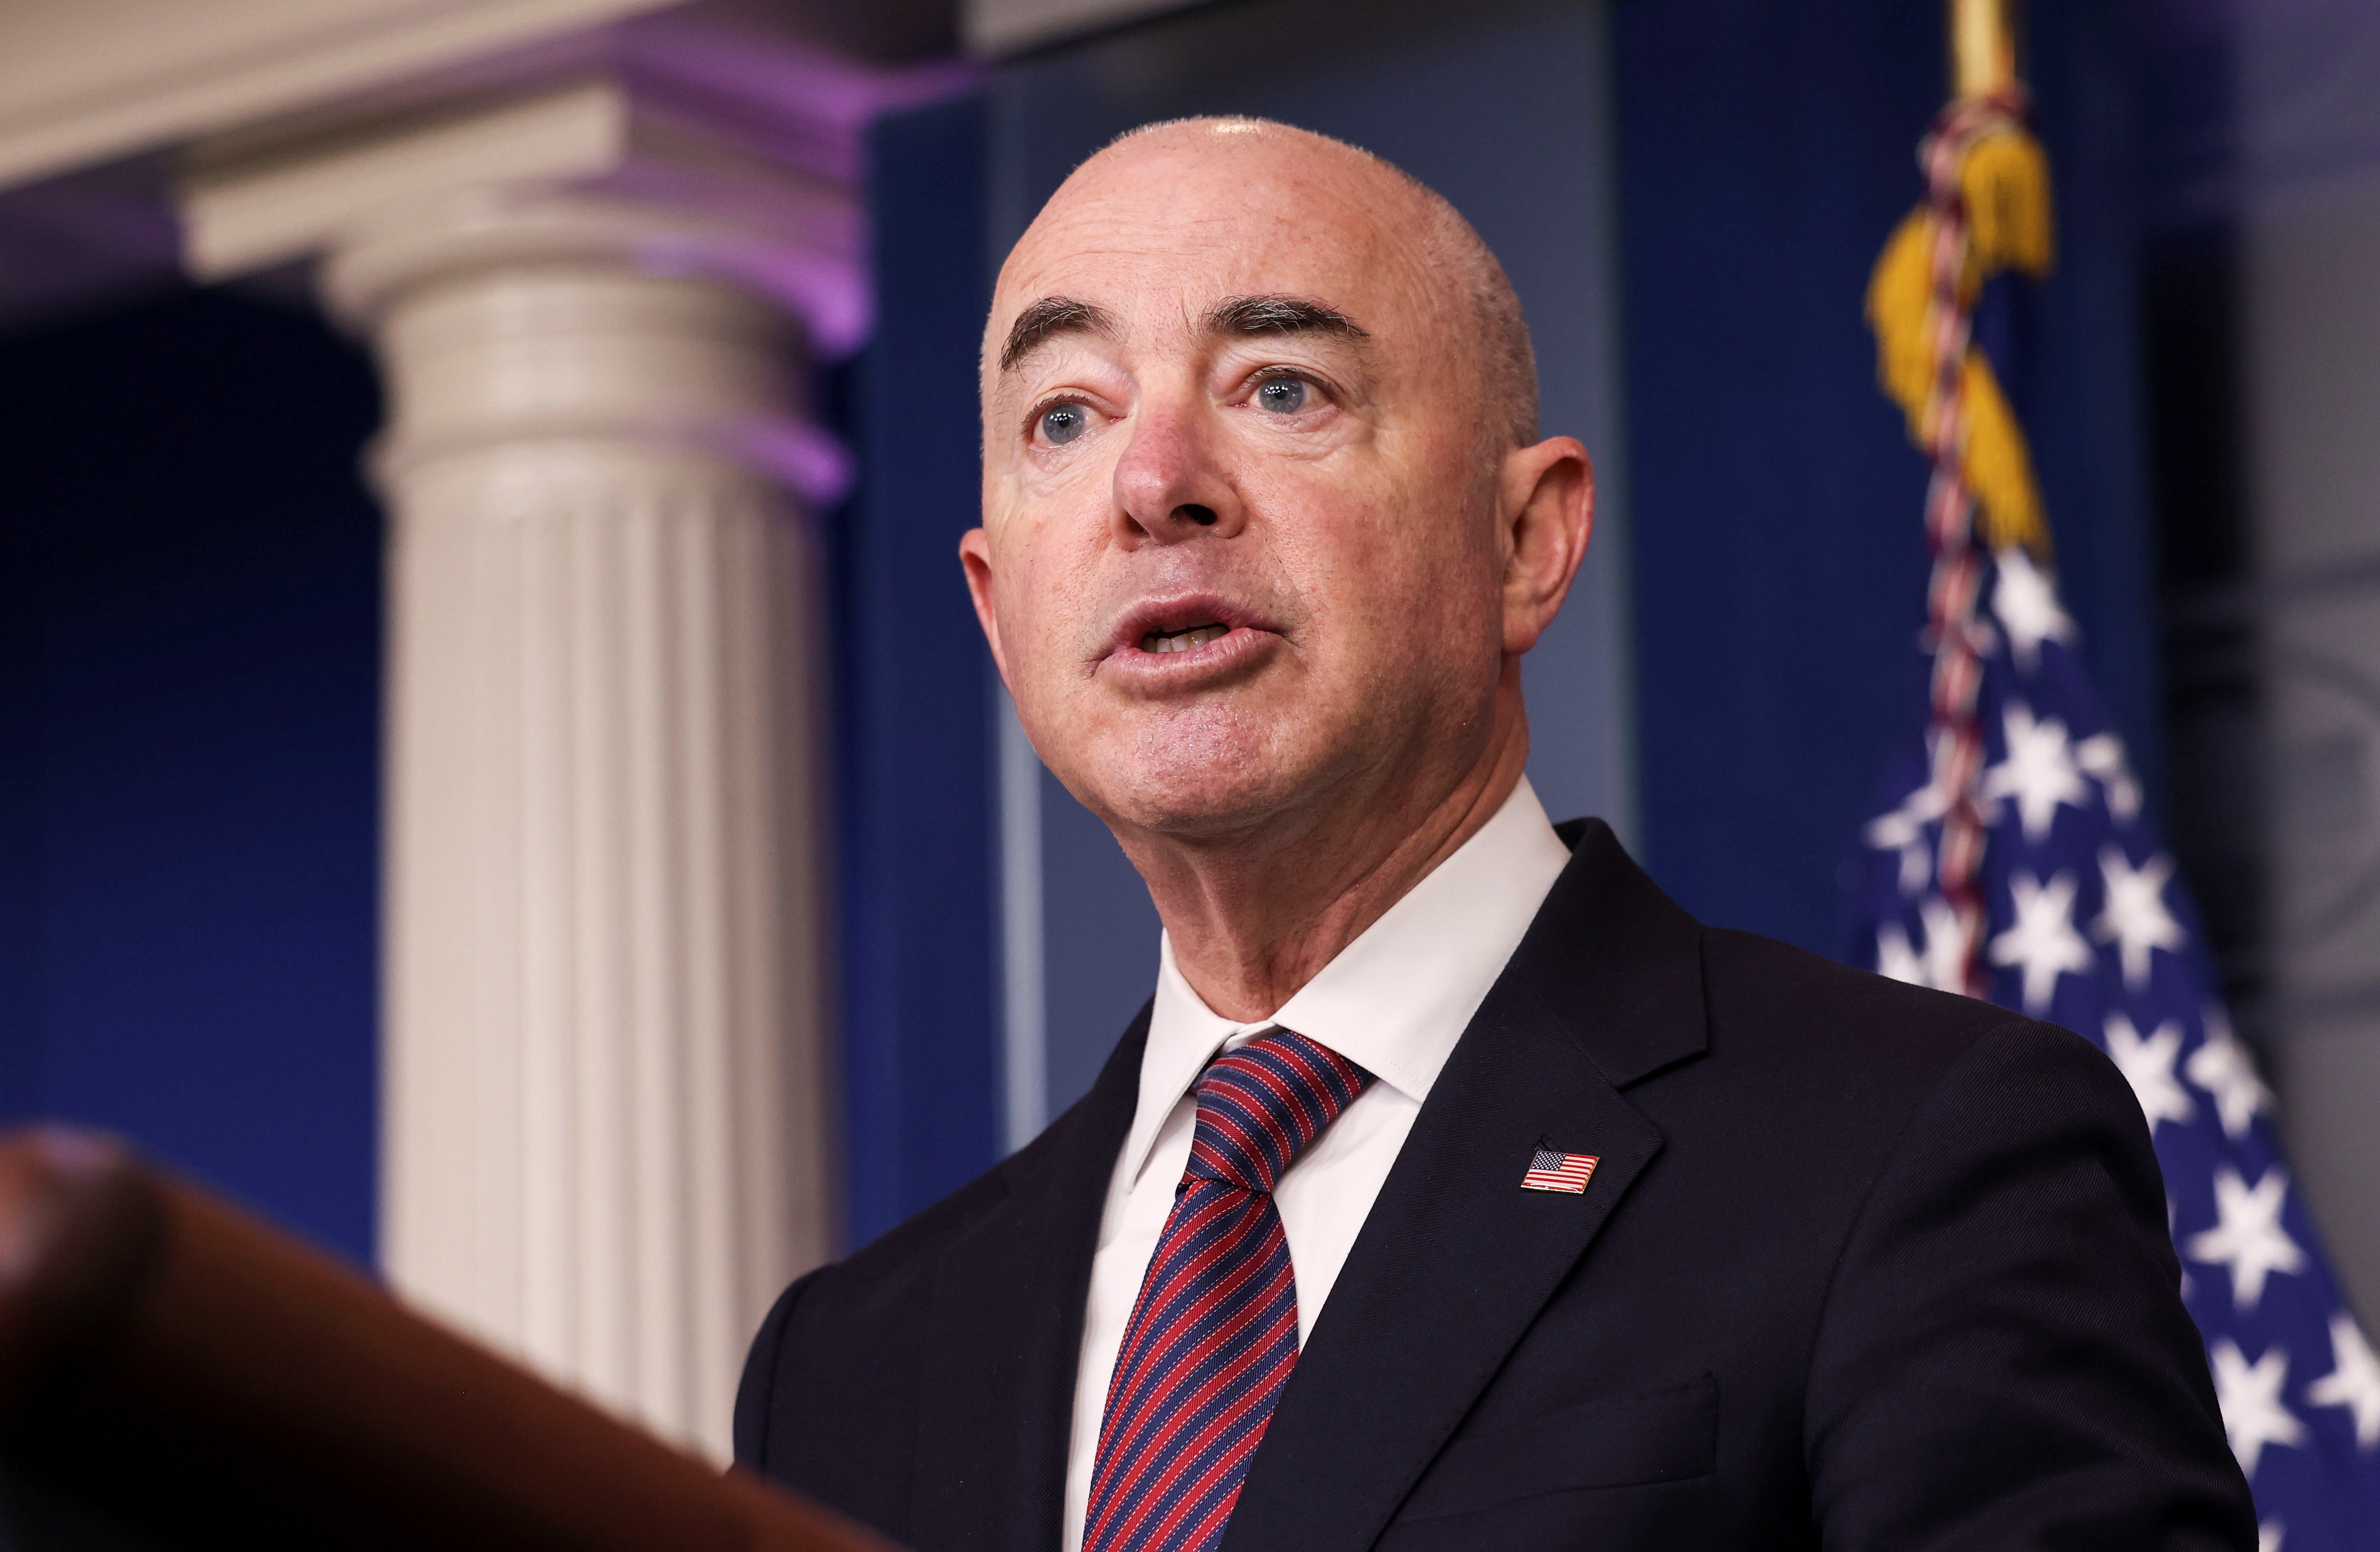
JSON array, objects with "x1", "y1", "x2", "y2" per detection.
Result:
[
  {"x1": 181, "y1": 80, "x2": 865, "y2": 1458},
  {"x1": 370, "y1": 257, "x2": 832, "y2": 1457}
]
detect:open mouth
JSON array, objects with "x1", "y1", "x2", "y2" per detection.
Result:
[
  {"x1": 1103, "y1": 593, "x2": 1279, "y2": 682},
  {"x1": 1141, "y1": 622, "x2": 1230, "y2": 654}
]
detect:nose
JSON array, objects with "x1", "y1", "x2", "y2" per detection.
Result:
[{"x1": 1110, "y1": 400, "x2": 1246, "y2": 547}]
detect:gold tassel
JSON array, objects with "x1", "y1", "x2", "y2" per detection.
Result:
[
  {"x1": 1959, "y1": 126, "x2": 2054, "y2": 277},
  {"x1": 1958, "y1": 351, "x2": 2047, "y2": 553},
  {"x1": 1864, "y1": 114, "x2": 2055, "y2": 559},
  {"x1": 1865, "y1": 208, "x2": 1938, "y2": 445}
]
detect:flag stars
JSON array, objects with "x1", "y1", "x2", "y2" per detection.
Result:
[
  {"x1": 1915, "y1": 897, "x2": 1972, "y2": 992},
  {"x1": 2076, "y1": 731, "x2": 2143, "y2": 824},
  {"x1": 2188, "y1": 1166, "x2": 2308, "y2": 1313},
  {"x1": 2186, "y1": 1008, "x2": 2274, "y2": 1141},
  {"x1": 2105, "y1": 1014, "x2": 2195, "y2": 1136},
  {"x1": 1865, "y1": 781, "x2": 1947, "y2": 896},
  {"x1": 1880, "y1": 898, "x2": 1973, "y2": 992},
  {"x1": 1854, "y1": 375, "x2": 2380, "y2": 1528},
  {"x1": 2308, "y1": 1312, "x2": 2380, "y2": 1449},
  {"x1": 1989, "y1": 871, "x2": 2093, "y2": 1014},
  {"x1": 1984, "y1": 702, "x2": 2091, "y2": 842},
  {"x1": 1991, "y1": 547, "x2": 2077, "y2": 671},
  {"x1": 2094, "y1": 847, "x2": 2185, "y2": 990},
  {"x1": 2210, "y1": 1338, "x2": 2307, "y2": 1479},
  {"x1": 1876, "y1": 923, "x2": 1924, "y2": 987}
]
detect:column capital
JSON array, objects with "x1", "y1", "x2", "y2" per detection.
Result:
[
  {"x1": 177, "y1": 34, "x2": 962, "y2": 503},
  {"x1": 180, "y1": 59, "x2": 893, "y2": 353}
]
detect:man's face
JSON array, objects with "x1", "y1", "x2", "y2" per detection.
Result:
[{"x1": 964, "y1": 126, "x2": 1515, "y2": 842}]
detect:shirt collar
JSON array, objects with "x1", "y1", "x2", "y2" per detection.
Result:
[{"x1": 1122, "y1": 776, "x2": 1574, "y2": 1189}]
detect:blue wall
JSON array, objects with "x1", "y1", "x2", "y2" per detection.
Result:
[
  {"x1": 0, "y1": 287, "x2": 383, "y2": 1264},
  {"x1": 838, "y1": 97, "x2": 1004, "y2": 1245}
]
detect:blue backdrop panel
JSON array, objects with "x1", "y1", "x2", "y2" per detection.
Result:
[
  {"x1": 1613, "y1": 0, "x2": 2151, "y2": 952},
  {"x1": 988, "y1": 0, "x2": 1634, "y2": 1119},
  {"x1": 0, "y1": 288, "x2": 383, "y2": 1264},
  {"x1": 840, "y1": 96, "x2": 1003, "y2": 1245}
]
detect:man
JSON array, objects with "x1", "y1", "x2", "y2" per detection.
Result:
[{"x1": 737, "y1": 118, "x2": 2255, "y2": 1550}]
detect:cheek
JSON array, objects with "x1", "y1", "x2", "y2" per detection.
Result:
[
  {"x1": 993, "y1": 545, "x2": 1061, "y2": 674},
  {"x1": 991, "y1": 510, "x2": 1100, "y2": 684},
  {"x1": 1271, "y1": 478, "x2": 1501, "y2": 656}
]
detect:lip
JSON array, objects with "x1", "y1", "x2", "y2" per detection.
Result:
[{"x1": 1099, "y1": 591, "x2": 1285, "y2": 691}]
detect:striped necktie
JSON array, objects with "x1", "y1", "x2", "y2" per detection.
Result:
[{"x1": 1082, "y1": 1028, "x2": 1374, "y2": 1552}]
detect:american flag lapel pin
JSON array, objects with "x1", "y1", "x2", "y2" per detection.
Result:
[{"x1": 1522, "y1": 1148, "x2": 1599, "y2": 1194}]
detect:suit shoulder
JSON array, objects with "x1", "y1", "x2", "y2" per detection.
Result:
[
  {"x1": 1696, "y1": 925, "x2": 2082, "y2": 1082},
  {"x1": 786, "y1": 1079, "x2": 1103, "y2": 1316},
  {"x1": 1702, "y1": 924, "x2": 2022, "y2": 1039},
  {"x1": 1660, "y1": 931, "x2": 2156, "y2": 1283},
  {"x1": 822, "y1": 1166, "x2": 1005, "y2": 1293}
]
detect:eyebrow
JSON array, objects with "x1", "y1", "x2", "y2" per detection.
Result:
[
  {"x1": 998, "y1": 295, "x2": 1119, "y2": 372},
  {"x1": 997, "y1": 291, "x2": 1370, "y2": 374},
  {"x1": 1202, "y1": 294, "x2": 1368, "y2": 342}
]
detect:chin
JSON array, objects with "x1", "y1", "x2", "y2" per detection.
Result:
[{"x1": 1072, "y1": 709, "x2": 1319, "y2": 839}]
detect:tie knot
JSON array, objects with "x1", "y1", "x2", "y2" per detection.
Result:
[{"x1": 1186, "y1": 1029, "x2": 1372, "y2": 1196}]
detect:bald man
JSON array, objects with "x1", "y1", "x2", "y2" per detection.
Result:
[{"x1": 735, "y1": 120, "x2": 2254, "y2": 1552}]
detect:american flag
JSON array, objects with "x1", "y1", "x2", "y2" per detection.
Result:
[
  {"x1": 1521, "y1": 1149, "x2": 1598, "y2": 1195},
  {"x1": 1849, "y1": 544, "x2": 2380, "y2": 1548}
]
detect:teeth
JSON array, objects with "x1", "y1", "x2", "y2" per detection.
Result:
[{"x1": 1141, "y1": 624, "x2": 1229, "y2": 654}]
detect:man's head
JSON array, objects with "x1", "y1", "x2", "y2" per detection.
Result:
[{"x1": 961, "y1": 118, "x2": 1592, "y2": 853}]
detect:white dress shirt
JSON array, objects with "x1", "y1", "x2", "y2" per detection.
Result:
[{"x1": 1060, "y1": 777, "x2": 1574, "y2": 1550}]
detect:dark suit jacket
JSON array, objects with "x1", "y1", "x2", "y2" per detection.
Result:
[{"x1": 736, "y1": 820, "x2": 2256, "y2": 1550}]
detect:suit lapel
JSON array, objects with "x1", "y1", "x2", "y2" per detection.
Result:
[
  {"x1": 1222, "y1": 822, "x2": 1708, "y2": 1552},
  {"x1": 908, "y1": 1006, "x2": 1149, "y2": 1552}
]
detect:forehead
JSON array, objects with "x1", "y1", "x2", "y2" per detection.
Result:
[{"x1": 992, "y1": 137, "x2": 1435, "y2": 341}]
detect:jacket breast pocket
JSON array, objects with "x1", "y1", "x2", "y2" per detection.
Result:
[{"x1": 1394, "y1": 1374, "x2": 1718, "y2": 1523}]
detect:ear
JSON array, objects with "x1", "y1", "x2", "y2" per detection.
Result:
[
  {"x1": 958, "y1": 526, "x2": 1012, "y2": 684},
  {"x1": 1497, "y1": 436, "x2": 1594, "y2": 655}
]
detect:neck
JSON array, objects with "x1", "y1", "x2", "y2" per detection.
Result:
[{"x1": 1123, "y1": 678, "x2": 1532, "y2": 1022}]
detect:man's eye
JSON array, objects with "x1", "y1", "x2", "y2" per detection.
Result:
[
  {"x1": 1255, "y1": 376, "x2": 1309, "y2": 414},
  {"x1": 1039, "y1": 402, "x2": 1090, "y2": 445}
]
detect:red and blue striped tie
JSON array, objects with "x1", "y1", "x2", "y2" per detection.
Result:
[{"x1": 1083, "y1": 1028, "x2": 1373, "y2": 1552}]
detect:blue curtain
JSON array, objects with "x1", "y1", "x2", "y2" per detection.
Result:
[{"x1": 1615, "y1": 0, "x2": 2152, "y2": 950}]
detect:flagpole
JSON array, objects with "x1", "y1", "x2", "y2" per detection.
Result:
[
  {"x1": 1937, "y1": 0, "x2": 2022, "y2": 992},
  {"x1": 1948, "y1": 0, "x2": 2018, "y2": 104},
  {"x1": 1862, "y1": 0, "x2": 2053, "y2": 993}
]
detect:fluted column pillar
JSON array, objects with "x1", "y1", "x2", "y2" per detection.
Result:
[
  {"x1": 180, "y1": 79, "x2": 866, "y2": 1458},
  {"x1": 373, "y1": 258, "x2": 831, "y2": 1458}
]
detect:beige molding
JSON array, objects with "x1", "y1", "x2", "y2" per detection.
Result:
[
  {"x1": 0, "y1": 0, "x2": 681, "y2": 193},
  {"x1": 178, "y1": 78, "x2": 857, "y2": 286},
  {"x1": 177, "y1": 70, "x2": 869, "y2": 359},
  {"x1": 181, "y1": 80, "x2": 633, "y2": 280}
]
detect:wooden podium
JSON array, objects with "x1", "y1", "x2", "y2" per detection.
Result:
[{"x1": 0, "y1": 1128, "x2": 895, "y2": 1551}]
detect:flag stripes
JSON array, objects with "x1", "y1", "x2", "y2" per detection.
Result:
[{"x1": 1521, "y1": 1149, "x2": 1598, "y2": 1194}]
